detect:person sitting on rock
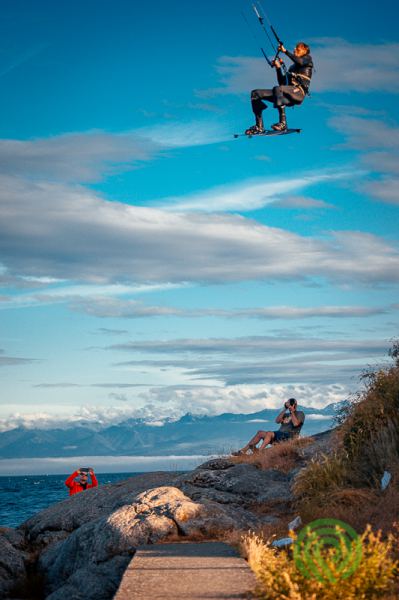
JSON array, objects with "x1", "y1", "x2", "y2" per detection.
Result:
[
  {"x1": 65, "y1": 468, "x2": 98, "y2": 496},
  {"x1": 233, "y1": 398, "x2": 305, "y2": 455}
]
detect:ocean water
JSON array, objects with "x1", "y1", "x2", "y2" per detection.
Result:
[
  {"x1": 0, "y1": 472, "x2": 144, "y2": 528},
  {"x1": 0, "y1": 455, "x2": 210, "y2": 528}
]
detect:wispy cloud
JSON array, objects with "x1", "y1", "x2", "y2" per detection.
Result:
[
  {"x1": 110, "y1": 332, "x2": 389, "y2": 386},
  {"x1": 272, "y1": 195, "x2": 334, "y2": 209},
  {"x1": 159, "y1": 171, "x2": 354, "y2": 212},
  {"x1": 0, "y1": 282, "x2": 185, "y2": 310},
  {"x1": 1, "y1": 175, "x2": 399, "y2": 286},
  {"x1": 329, "y1": 115, "x2": 399, "y2": 150},
  {"x1": 60, "y1": 296, "x2": 394, "y2": 320},
  {"x1": 207, "y1": 305, "x2": 391, "y2": 320},
  {"x1": 33, "y1": 382, "x2": 149, "y2": 389},
  {"x1": 95, "y1": 328, "x2": 129, "y2": 336},
  {"x1": 0, "y1": 43, "x2": 48, "y2": 78},
  {"x1": 0, "y1": 382, "x2": 349, "y2": 433},
  {"x1": 133, "y1": 119, "x2": 230, "y2": 148},
  {"x1": 69, "y1": 296, "x2": 183, "y2": 318},
  {"x1": 0, "y1": 349, "x2": 37, "y2": 367},
  {"x1": 328, "y1": 114, "x2": 399, "y2": 205},
  {"x1": 0, "y1": 131, "x2": 158, "y2": 183},
  {"x1": 0, "y1": 122, "x2": 229, "y2": 185},
  {"x1": 110, "y1": 335, "x2": 387, "y2": 357},
  {"x1": 363, "y1": 178, "x2": 399, "y2": 205},
  {"x1": 205, "y1": 39, "x2": 399, "y2": 96}
]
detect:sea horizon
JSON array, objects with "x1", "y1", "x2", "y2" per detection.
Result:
[{"x1": 0, "y1": 454, "x2": 214, "y2": 476}]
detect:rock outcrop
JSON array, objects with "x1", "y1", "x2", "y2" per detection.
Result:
[
  {"x1": 0, "y1": 528, "x2": 27, "y2": 597},
  {"x1": 39, "y1": 485, "x2": 261, "y2": 600},
  {"x1": 177, "y1": 457, "x2": 292, "y2": 511},
  {"x1": 1, "y1": 430, "x2": 334, "y2": 599}
]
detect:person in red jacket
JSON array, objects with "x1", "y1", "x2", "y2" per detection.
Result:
[{"x1": 65, "y1": 468, "x2": 98, "y2": 496}]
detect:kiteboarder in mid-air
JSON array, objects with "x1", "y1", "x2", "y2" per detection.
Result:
[
  {"x1": 245, "y1": 41, "x2": 313, "y2": 135},
  {"x1": 234, "y1": 2, "x2": 314, "y2": 138}
]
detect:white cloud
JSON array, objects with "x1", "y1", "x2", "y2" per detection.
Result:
[
  {"x1": 1, "y1": 170, "x2": 399, "y2": 287},
  {"x1": 362, "y1": 152, "x2": 399, "y2": 176},
  {"x1": 305, "y1": 414, "x2": 333, "y2": 420},
  {"x1": 329, "y1": 116, "x2": 399, "y2": 151},
  {"x1": 311, "y1": 39, "x2": 399, "y2": 93},
  {"x1": 159, "y1": 171, "x2": 347, "y2": 212},
  {"x1": 68, "y1": 299, "x2": 390, "y2": 320},
  {"x1": 0, "y1": 382, "x2": 349, "y2": 433},
  {"x1": 273, "y1": 195, "x2": 334, "y2": 209},
  {"x1": 138, "y1": 383, "x2": 350, "y2": 415},
  {"x1": 327, "y1": 114, "x2": 399, "y2": 204},
  {"x1": 134, "y1": 119, "x2": 230, "y2": 148},
  {"x1": 0, "y1": 122, "x2": 228, "y2": 185},
  {"x1": 69, "y1": 296, "x2": 183, "y2": 318},
  {"x1": 0, "y1": 132, "x2": 157, "y2": 183},
  {"x1": 0, "y1": 403, "x2": 172, "y2": 433},
  {"x1": 212, "y1": 305, "x2": 390, "y2": 319},
  {"x1": 208, "y1": 39, "x2": 399, "y2": 96},
  {"x1": 111, "y1": 334, "x2": 390, "y2": 386},
  {"x1": 363, "y1": 178, "x2": 399, "y2": 205},
  {"x1": 0, "y1": 349, "x2": 37, "y2": 367}
]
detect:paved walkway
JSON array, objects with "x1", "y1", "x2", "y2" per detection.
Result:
[{"x1": 114, "y1": 541, "x2": 256, "y2": 599}]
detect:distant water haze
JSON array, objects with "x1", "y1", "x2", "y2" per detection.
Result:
[
  {"x1": 0, "y1": 406, "x2": 337, "y2": 473},
  {"x1": 0, "y1": 455, "x2": 208, "y2": 476}
]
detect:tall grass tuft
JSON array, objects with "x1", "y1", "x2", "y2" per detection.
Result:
[
  {"x1": 293, "y1": 340, "x2": 399, "y2": 532},
  {"x1": 241, "y1": 526, "x2": 399, "y2": 600},
  {"x1": 232, "y1": 436, "x2": 312, "y2": 473}
]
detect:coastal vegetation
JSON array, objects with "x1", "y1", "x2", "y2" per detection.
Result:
[
  {"x1": 242, "y1": 526, "x2": 398, "y2": 600},
  {"x1": 241, "y1": 341, "x2": 399, "y2": 599}
]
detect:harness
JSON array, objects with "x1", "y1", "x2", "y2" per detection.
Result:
[{"x1": 290, "y1": 73, "x2": 311, "y2": 96}]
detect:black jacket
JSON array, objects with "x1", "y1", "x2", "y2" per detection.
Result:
[{"x1": 285, "y1": 50, "x2": 313, "y2": 92}]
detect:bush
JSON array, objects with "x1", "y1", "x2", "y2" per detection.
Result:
[
  {"x1": 293, "y1": 341, "x2": 399, "y2": 531},
  {"x1": 241, "y1": 525, "x2": 399, "y2": 600}
]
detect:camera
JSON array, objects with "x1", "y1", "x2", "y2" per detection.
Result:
[{"x1": 285, "y1": 398, "x2": 296, "y2": 408}]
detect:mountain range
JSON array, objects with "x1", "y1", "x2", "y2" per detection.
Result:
[{"x1": 0, "y1": 403, "x2": 341, "y2": 458}]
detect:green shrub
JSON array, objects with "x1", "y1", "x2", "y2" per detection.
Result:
[
  {"x1": 242, "y1": 526, "x2": 398, "y2": 600},
  {"x1": 293, "y1": 341, "x2": 399, "y2": 528}
]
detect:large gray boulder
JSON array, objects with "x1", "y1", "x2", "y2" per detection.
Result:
[
  {"x1": 39, "y1": 485, "x2": 258, "y2": 600},
  {"x1": 22, "y1": 471, "x2": 177, "y2": 544},
  {"x1": 177, "y1": 457, "x2": 292, "y2": 509},
  {"x1": 0, "y1": 529, "x2": 27, "y2": 597}
]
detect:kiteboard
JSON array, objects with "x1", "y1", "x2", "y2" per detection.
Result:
[{"x1": 234, "y1": 128, "x2": 301, "y2": 139}]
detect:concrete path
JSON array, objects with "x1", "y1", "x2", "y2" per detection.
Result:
[{"x1": 114, "y1": 541, "x2": 256, "y2": 599}]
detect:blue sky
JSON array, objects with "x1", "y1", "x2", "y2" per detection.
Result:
[{"x1": 1, "y1": 0, "x2": 398, "y2": 430}]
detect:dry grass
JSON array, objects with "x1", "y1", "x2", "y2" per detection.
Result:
[
  {"x1": 293, "y1": 343, "x2": 399, "y2": 534},
  {"x1": 296, "y1": 480, "x2": 399, "y2": 536},
  {"x1": 293, "y1": 453, "x2": 349, "y2": 506},
  {"x1": 337, "y1": 355, "x2": 399, "y2": 486},
  {"x1": 232, "y1": 436, "x2": 313, "y2": 473},
  {"x1": 241, "y1": 525, "x2": 399, "y2": 600},
  {"x1": 237, "y1": 344, "x2": 399, "y2": 598}
]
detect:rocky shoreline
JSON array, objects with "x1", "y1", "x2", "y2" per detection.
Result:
[{"x1": 0, "y1": 431, "x2": 333, "y2": 600}]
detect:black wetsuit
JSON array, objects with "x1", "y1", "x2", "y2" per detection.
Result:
[{"x1": 251, "y1": 50, "x2": 313, "y2": 119}]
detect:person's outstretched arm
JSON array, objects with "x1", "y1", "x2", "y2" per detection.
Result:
[
  {"x1": 65, "y1": 470, "x2": 79, "y2": 488},
  {"x1": 280, "y1": 45, "x2": 312, "y2": 67}
]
